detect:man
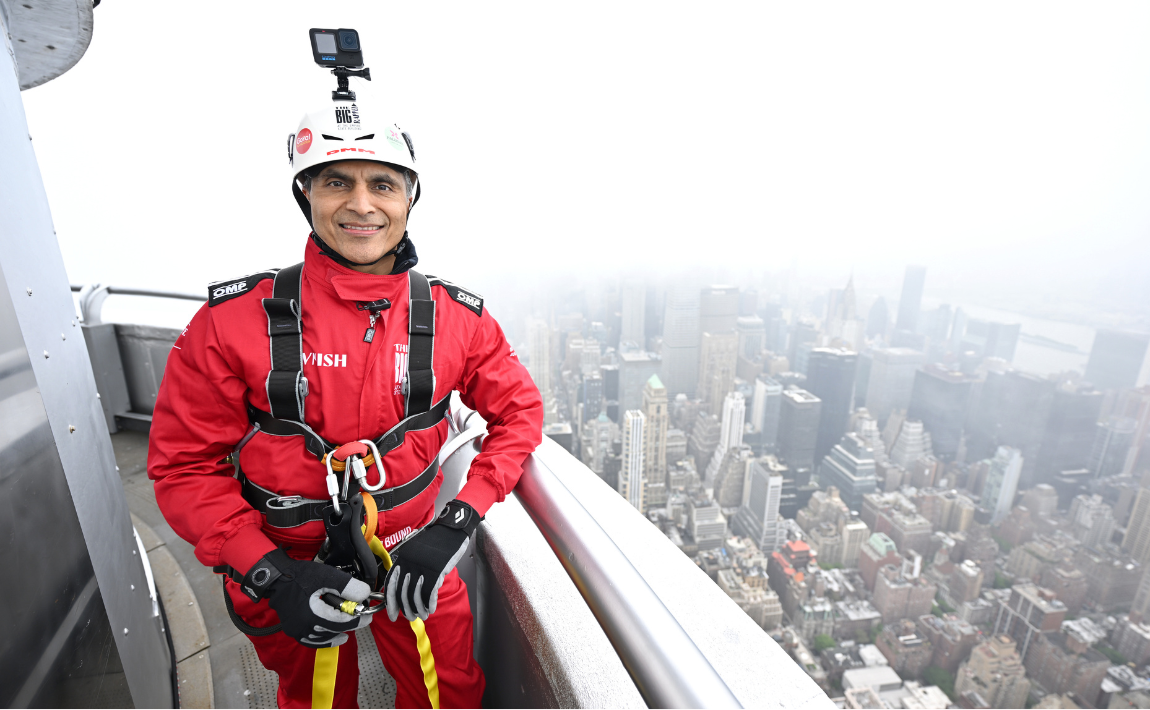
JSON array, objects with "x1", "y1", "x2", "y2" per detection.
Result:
[{"x1": 148, "y1": 98, "x2": 543, "y2": 709}]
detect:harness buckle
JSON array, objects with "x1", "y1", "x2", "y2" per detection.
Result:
[{"x1": 266, "y1": 495, "x2": 306, "y2": 510}]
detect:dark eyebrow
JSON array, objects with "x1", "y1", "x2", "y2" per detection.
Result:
[
  {"x1": 367, "y1": 172, "x2": 401, "y2": 188},
  {"x1": 320, "y1": 169, "x2": 399, "y2": 188},
  {"x1": 320, "y1": 169, "x2": 355, "y2": 184}
]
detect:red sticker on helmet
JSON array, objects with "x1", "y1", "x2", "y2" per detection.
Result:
[{"x1": 296, "y1": 128, "x2": 313, "y2": 155}]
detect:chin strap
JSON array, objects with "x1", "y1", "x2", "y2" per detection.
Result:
[{"x1": 309, "y1": 231, "x2": 419, "y2": 275}]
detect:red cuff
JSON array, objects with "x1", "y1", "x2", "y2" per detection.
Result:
[
  {"x1": 219, "y1": 524, "x2": 278, "y2": 575},
  {"x1": 456, "y1": 475, "x2": 502, "y2": 518}
]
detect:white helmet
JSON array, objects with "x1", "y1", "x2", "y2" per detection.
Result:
[{"x1": 287, "y1": 99, "x2": 420, "y2": 224}]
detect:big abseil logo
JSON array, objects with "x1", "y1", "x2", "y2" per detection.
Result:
[
  {"x1": 295, "y1": 128, "x2": 313, "y2": 155},
  {"x1": 394, "y1": 343, "x2": 409, "y2": 395}
]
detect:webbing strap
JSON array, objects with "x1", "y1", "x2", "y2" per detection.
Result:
[
  {"x1": 312, "y1": 646, "x2": 340, "y2": 709},
  {"x1": 247, "y1": 394, "x2": 450, "y2": 461},
  {"x1": 406, "y1": 271, "x2": 435, "y2": 417},
  {"x1": 263, "y1": 263, "x2": 306, "y2": 422},
  {"x1": 241, "y1": 456, "x2": 441, "y2": 528}
]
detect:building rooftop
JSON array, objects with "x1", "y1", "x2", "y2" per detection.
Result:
[
  {"x1": 842, "y1": 665, "x2": 902, "y2": 693},
  {"x1": 858, "y1": 644, "x2": 889, "y2": 667},
  {"x1": 782, "y1": 388, "x2": 822, "y2": 404}
]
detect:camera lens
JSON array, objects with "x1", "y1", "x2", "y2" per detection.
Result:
[{"x1": 338, "y1": 30, "x2": 359, "y2": 51}]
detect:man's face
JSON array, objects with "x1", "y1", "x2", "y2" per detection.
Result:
[{"x1": 303, "y1": 161, "x2": 411, "y2": 273}]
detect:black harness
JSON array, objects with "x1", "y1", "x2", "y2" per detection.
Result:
[{"x1": 235, "y1": 262, "x2": 446, "y2": 528}]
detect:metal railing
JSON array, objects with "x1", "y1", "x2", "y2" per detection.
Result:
[
  {"x1": 70, "y1": 284, "x2": 204, "y2": 325},
  {"x1": 517, "y1": 452, "x2": 743, "y2": 708},
  {"x1": 450, "y1": 406, "x2": 742, "y2": 709}
]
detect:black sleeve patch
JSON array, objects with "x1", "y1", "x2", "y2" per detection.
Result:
[
  {"x1": 427, "y1": 276, "x2": 483, "y2": 317},
  {"x1": 208, "y1": 269, "x2": 278, "y2": 307}
]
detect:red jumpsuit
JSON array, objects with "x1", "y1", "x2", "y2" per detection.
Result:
[{"x1": 148, "y1": 238, "x2": 544, "y2": 708}]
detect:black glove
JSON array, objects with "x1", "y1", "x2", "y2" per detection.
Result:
[
  {"x1": 242, "y1": 549, "x2": 372, "y2": 647},
  {"x1": 384, "y1": 500, "x2": 480, "y2": 622}
]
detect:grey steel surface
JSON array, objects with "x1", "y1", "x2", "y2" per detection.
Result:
[
  {"x1": 2, "y1": 0, "x2": 93, "y2": 90},
  {"x1": 0, "y1": 18, "x2": 173, "y2": 707},
  {"x1": 81, "y1": 322, "x2": 132, "y2": 432},
  {"x1": 0, "y1": 267, "x2": 136, "y2": 706},
  {"x1": 516, "y1": 444, "x2": 742, "y2": 709},
  {"x1": 115, "y1": 323, "x2": 180, "y2": 415}
]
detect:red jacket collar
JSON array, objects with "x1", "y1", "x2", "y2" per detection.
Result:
[{"x1": 302, "y1": 238, "x2": 410, "y2": 303}]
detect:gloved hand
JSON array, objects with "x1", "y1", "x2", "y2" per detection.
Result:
[
  {"x1": 384, "y1": 499, "x2": 480, "y2": 622},
  {"x1": 241, "y1": 549, "x2": 372, "y2": 647}
]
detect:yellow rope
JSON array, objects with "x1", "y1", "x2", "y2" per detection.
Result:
[
  {"x1": 364, "y1": 527, "x2": 439, "y2": 708},
  {"x1": 311, "y1": 646, "x2": 340, "y2": 709}
]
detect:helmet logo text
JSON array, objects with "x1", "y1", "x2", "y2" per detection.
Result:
[{"x1": 335, "y1": 103, "x2": 362, "y2": 131}]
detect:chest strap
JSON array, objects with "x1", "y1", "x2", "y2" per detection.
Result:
[
  {"x1": 406, "y1": 270, "x2": 436, "y2": 417},
  {"x1": 240, "y1": 456, "x2": 441, "y2": 528},
  {"x1": 263, "y1": 262, "x2": 306, "y2": 422},
  {"x1": 246, "y1": 394, "x2": 450, "y2": 462}
]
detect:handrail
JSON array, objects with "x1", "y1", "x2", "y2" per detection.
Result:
[
  {"x1": 513, "y1": 438, "x2": 743, "y2": 708},
  {"x1": 69, "y1": 283, "x2": 205, "y2": 325}
]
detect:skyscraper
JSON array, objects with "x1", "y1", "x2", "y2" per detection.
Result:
[
  {"x1": 1033, "y1": 383, "x2": 1104, "y2": 482},
  {"x1": 983, "y1": 446, "x2": 1023, "y2": 524},
  {"x1": 1086, "y1": 330, "x2": 1150, "y2": 391},
  {"x1": 866, "y1": 297, "x2": 889, "y2": 340},
  {"x1": 620, "y1": 410, "x2": 646, "y2": 512},
  {"x1": 789, "y1": 321, "x2": 819, "y2": 375},
  {"x1": 580, "y1": 373, "x2": 603, "y2": 423},
  {"x1": 697, "y1": 331, "x2": 738, "y2": 414},
  {"x1": 1123, "y1": 488, "x2": 1150, "y2": 565},
  {"x1": 599, "y1": 363, "x2": 620, "y2": 422},
  {"x1": 888, "y1": 419, "x2": 932, "y2": 469},
  {"x1": 818, "y1": 433, "x2": 878, "y2": 511},
  {"x1": 706, "y1": 391, "x2": 745, "y2": 480},
  {"x1": 733, "y1": 457, "x2": 785, "y2": 552},
  {"x1": 777, "y1": 388, "x2": 822, "y2": 477},
  {"x1": 642, "y1": 374, "x2": 669, "y2": 486},
  {"x1": 618, "y1": 351, "x2": 659, "y2": 414},
  {"x1": 620, "y1": 281, "x2": 645, "y2": 348},
  {"x1": 699, "y1": 285, "x2": 739, "y2": 337},
  {"x1": 752, "y1": 375, "x2": 783, "y2": 453},
  {"x1": 1091, "y1": 418, "x2": 1137, "y2": 479},
  {"x1": 806, "y1": 348, "x2": 858, "y2": 465},
  {"x1": 967, "y1": 370, "x2": 1055, "y2": 489},
  {"x1": 895, "y1": 265, "x2": 926, "y2": 334},
  {"x1": 906, "y1": 365, "x2": 974, "y2": 461},
  {"x1": 736, "y1": 315, "x2": 766, "y2": 360},
  {"x1": 865, "y1": 347, "x2": 926, "y2": 425},
  {"x1": 526, "y1": 318, "x2": 551, "y2": 396},
  {"x1": 660, "y1": 285, "x2": 700, "y2": 397}
]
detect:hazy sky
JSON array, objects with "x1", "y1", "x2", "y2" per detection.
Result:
[{"x1": 21, "y1": 2, "x2": 1150, "y2": 323}]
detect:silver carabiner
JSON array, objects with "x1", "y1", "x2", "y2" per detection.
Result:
[
  {"x1": 324, "y1": 454, "x2": 342, "y2": 515},
  {"x1": 354, "y1": 439, "x2": 387, "y2": 492}
]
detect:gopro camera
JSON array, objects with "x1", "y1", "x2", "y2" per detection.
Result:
[
  {"x1": 310, "y1": 28, "x2": 371, "y2": 102},
  {"x1": 310, "y1": 28, "x2": 364, "y2": 68}
]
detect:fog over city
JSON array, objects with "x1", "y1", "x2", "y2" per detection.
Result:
[
  {"x1": 22, "y1": 3, "x2": 1150, "y2": 334},
  {"x1": 18, "y1": 2, "x2": 1150, "y2": 707}
]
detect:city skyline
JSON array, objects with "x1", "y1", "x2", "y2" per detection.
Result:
[{"x1": 531, "y1": 260, "x2": 1150, "y2": 708}]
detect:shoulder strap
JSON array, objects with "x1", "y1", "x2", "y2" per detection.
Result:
[
  {"x1": 406, "y1": 270, "x2": 435, "y2": 417},
  {"x1": 263, "y1": 262, "x2": 306, "y2": 422}
]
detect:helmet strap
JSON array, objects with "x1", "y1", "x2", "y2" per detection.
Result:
[{"x1": 309, "y1": 231, "x2": 414, "y2": 273}]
